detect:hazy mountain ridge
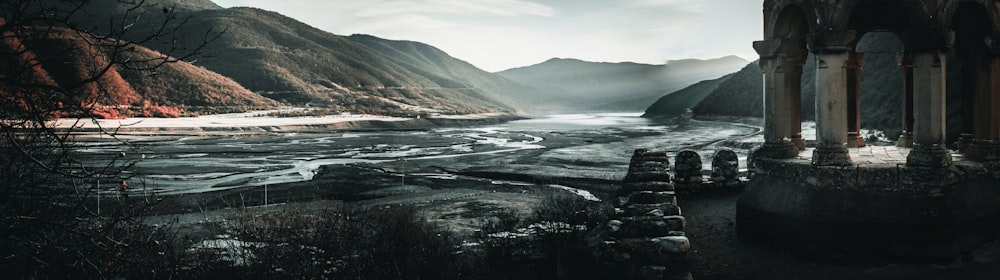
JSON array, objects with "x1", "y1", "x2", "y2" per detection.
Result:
[
  {"x1": 344, "y1": 34, "x2": 557, "y2": 113},
  {"x1": 643, "y1": 74, "x2": 731, "y2": 118},
  {"x1": 497, "y1": 56, "x2": 748, "y2": 112}
]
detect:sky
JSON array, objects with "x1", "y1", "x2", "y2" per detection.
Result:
[{"x1": 210, "y1": 0, "x2": 762, "y2": 72}]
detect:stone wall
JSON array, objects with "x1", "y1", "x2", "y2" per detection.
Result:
[
  {"x1": 592, "y1": 148, "x2": 747, "y2": 279},
  {"x1": 594, "y1": 148, "x2": 691, "y2": 280}
]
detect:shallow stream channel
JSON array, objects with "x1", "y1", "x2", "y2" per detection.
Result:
[{"x1": 74, "y1": 113, "x2": 761, "y2": 221}]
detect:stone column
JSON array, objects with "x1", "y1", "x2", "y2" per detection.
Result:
[
  {"x1": 846, "y1": 52, "x2": 866, "y2": 148},
  {"x1": 991, "y1": 57, "x2": 1000, "y2": 141},
  {"x1": 812, "y1": 52, "x2": 852, "y2": 166},
  {"x1": 957, "y1": 60, "x2": 978, "y2": 152},
  {"x1": 906, "y1": 52, "x2": 952, "y2": 167},
  {"x1": 897, "y1": 52, "x2": 915, "y2": 147},
  {"x1": 758, "y1": 57, "x2": 799, "y2": 159},
  {"x1": 965, "y1": 56, "x2": 1000, "y2": 161},
  {"x1": 786, "y1": 57, "x2": 807, "y2": 150}
]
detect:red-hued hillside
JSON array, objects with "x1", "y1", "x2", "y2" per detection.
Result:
[
  {"x1": 1, "y1": 26, "x2": 278, "y2": 119},
  {"x1": 57, "y1": 0, "x2": 522, "y2": 115}
]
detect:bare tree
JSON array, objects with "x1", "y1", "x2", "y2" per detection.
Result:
[{"x1": 1, "y1": 0, "x2": 221, "y2": 278}]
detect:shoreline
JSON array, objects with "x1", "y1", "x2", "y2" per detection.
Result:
[{"x1": 52, "y1": 111, "x2": 526, "y2": 134}]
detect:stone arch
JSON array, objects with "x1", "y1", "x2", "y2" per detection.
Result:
[
  {"x1": 757, "y1": 0, "x2": 955, "y2": 166},
  {"x1": 838, "y1": 0, "x2": 934, "y2": 34},
  {"x1": 839, "y1": 1, "x2": 921, "y2": 148},
  {"x1": 943, "y1": 0, "x2": 1000, "y2": 35},
  {"x1": 764, "y1": 1, "x2": 820, "y2": 41}
]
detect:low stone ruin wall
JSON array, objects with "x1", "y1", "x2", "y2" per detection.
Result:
[{"x1": 591, "y1": 148, "x2": 745, "y2": 280}]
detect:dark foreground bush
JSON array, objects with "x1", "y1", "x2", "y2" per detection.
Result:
[
  {"x1": 480, "y1": 193, "x2": 614, "y2": 280},
  {"x1": 190, "y1": 193, "x2": 614, "y2": 280},
  {"x1": 193, "y1": 205, "x2": 477, "y2": 280}
]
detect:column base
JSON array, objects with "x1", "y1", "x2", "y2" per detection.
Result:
[
  {"x1": 811, "y1": 147, "x2": 851, "y2": 166},
  {"x1": 790, "y1": 136, "x2": 806, "y2": 151},
  {"x1": 964, "y1": 140, "x2": 1000, "y2": 162},
  {"x1": 755, "y1": 142, "x2": 800, "y2": 159},
  {"x1": 906, "y1": 144, "x2": 952, "y2": 167},
  {"x1": 847, "y1": 132, "x2": 866, "y2": 148},
  {"x1": 896, "y1": 132, "x2": 913, "y2": 148},
  {"x1": 957, "y1": 134, "x2": 975, "y2": 153}
]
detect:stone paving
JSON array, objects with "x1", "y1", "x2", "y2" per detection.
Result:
[{"x1": 785, "y1": 145, "x2": 969, "y2": 166}]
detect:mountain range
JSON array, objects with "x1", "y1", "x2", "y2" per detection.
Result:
[
  {"x1": 498, "y1": 56, "x2": 747, "y2": 112},
  {"x1": 14, "y1": 0, "x2": 748, "y2": 118}
]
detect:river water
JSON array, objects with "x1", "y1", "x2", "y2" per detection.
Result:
[{"x1": 76, "y1": 113, "x2": 761, "y2": 196}]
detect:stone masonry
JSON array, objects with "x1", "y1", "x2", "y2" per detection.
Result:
[
  {"x1": 672, "y1": 150, "x2": 702, "y2": 190},
  {"x1": 710, "y1": 149, "x2": 740, "y2": 188},
  {"x1": 594, "y1": 149, "x2": 691, "y2": 280}
]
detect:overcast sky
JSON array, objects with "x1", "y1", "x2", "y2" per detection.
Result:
[{"x1": 210, "y1": 0, "x2": 762, "y2": 72}]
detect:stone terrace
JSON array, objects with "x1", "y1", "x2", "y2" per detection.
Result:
[
  {"x1": 754, "y1": 145, "x2": 999, "y2": 190},
  {"x1": 786, "y1": 145, "x2": 972, "y2": 166}
]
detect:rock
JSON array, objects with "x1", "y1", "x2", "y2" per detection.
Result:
[
  {"x1": 624, "y1": 171, "x2": 672, "y2": 184},
  {"x1": 621, "y1": 181, "x2": 675, "y2": 194},
  {"x1": 611, "y1": 238, "x2": 689, "y2": 264},
  {"x1": 626, "y1": 191, "x2": 677, "y2": 205},
  {"x1": 599, "y1": 148, "x2": 692, "y2": 279},
  {"x1": 652, "y1": 236, "x2": 690, "y2": 254},
  {"x1": 616, "y1": 216, "x2": 686, "y2": 237},
  {"x1": 674, "y1": 150, "x2": 704, "y2": 186},
  {"x1": 711, "y1": 149, "x2": 741, "y2": 187},
  {"x1": 639, "y1": 265, "x2": 667, "y2": 280},
  {"x1": 607, "y1": 219, "x2": 623, "y2": 233},
  {"x1": 625, "y1": 202, "x2": 682, "y2": 217}
]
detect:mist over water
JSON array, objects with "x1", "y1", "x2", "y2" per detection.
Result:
[{"x1": 498, "y1": 113, "x2": 653, "y2": 131}]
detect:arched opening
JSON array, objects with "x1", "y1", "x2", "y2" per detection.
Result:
[
  {"x1": 853, "y1": 31, "x2": 906, "y2": 145},
  {"x1": 845, "y1": 0, "x2": 913, "y2": 148},
  {"x1": 951, "y1": 1, "x2": 997, "y2": 160}
]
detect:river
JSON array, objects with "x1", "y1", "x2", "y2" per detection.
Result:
[{"x1": 75, "y1": 113, "x2": 761, "y2": 197}]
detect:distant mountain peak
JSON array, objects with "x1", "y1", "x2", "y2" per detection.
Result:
[
  {"x1": 665, "y1": 55, "x2": 749, "y2": 65},
  {"x1": 497, "y1": 54, "x2": 748, "y2": 112}
]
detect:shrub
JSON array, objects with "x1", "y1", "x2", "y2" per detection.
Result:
[{"x1": 195, "y1": 205, "x2": 477, "y2": 280}]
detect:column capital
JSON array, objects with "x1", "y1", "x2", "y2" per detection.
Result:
[
  {"x1": 756, "y1": 38, "x2": 809, "y2": 60},
  {"x1": 754, "y1": 40, "x2": 782, "y2": 59},
  {"x1": 897, "y1": 52, "x2": 915, "y2": 68},
  {"x1": 811, "y1": 30, "x2": 856, "y2": 53},
  {"x1": 814, "y1": 51, "x2": 850, "y2": 70},
  {"x1": 846, "y1": 52, "x2": 866, "y2": 69}
]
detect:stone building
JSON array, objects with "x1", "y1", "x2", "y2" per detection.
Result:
[
  {"x1": 740, "y1": 0, "x2": 1000, "y2": 260},
  {"x1": 754, "y1": 0, "x2": 999, "y2": 164}
]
